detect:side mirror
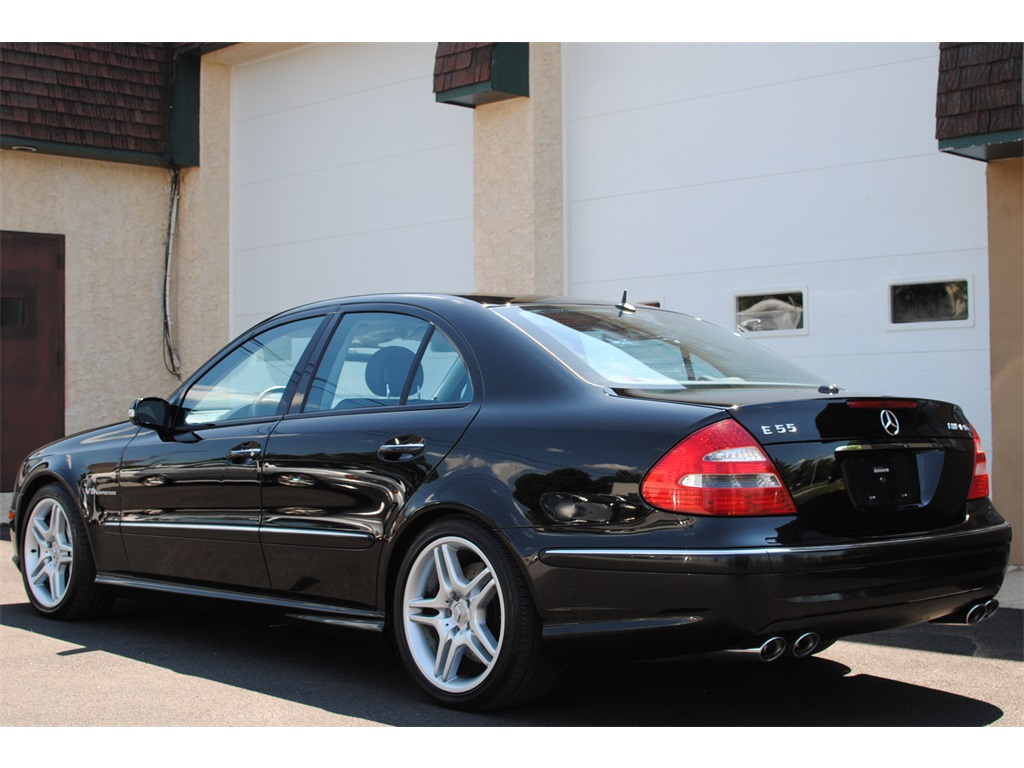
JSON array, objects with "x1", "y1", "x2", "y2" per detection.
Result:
[{"x1": 129, "y1": 397, "x2": 172, "y2": 430}]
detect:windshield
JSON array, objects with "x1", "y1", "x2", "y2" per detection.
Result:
[{"x1": 495, "y1": 304, "x2": 822, "y2": 390}]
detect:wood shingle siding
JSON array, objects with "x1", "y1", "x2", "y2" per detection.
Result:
[
  {"x1": 936, "y1": 42, "x2": 1023, "y2": 141},
  {"x1": 0, "y1": 42, "x2": 204, "y2": 163},
  {"x1": 433, "y1": 43, "x2": 494, "y2": 93}
]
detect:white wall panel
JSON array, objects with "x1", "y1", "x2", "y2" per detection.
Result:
[
  {"x1": 566, "y1": 43, "x2": 993, "y2": 447},
  {"x1": 230, "y1": 43, "x2": 473, "y2": 333}
]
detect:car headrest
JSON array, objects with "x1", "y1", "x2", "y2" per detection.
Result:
[{"x1": 364, "y1": 346, "x2": 423, "y2": 398}]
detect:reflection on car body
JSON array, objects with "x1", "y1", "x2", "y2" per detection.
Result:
[{"x1": 7, "y1": 294, "x2": 1010, "y2": 710}]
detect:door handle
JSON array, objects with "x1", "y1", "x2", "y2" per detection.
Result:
[
  {"x1": 227, "y1": 442, "x2": 262, "y2": 462},
  {"x1": 377, "y1": 438, "x2": 425, "y2": 461}
]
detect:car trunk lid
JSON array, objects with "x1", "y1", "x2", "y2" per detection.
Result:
[
  {"x1": 621, "y1": 387, "x2": 980, "y2": 536},
  {"x1": 729, "y1": 395, "x2": 978, "y2": 535}
]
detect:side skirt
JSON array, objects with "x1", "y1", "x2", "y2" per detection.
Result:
[{"x1": 94, "y1": 573, "x2": 386, "y2": 632}]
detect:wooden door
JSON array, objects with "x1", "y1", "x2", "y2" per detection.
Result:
[{"x1": 1, "y1": 231, "x2": 65, "y2": 491}]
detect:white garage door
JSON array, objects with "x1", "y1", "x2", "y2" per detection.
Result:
[
  {"x1": 565, "y1": 42, "x2": 993, "y2": 446},
  {"x1": 230, "y1": 43, "x2": 474, "y2": 333}
]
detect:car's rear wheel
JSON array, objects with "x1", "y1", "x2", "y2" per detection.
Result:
[
  {"x1": 20, "y1": 483, "x2": 112, "y2": 619},
  {"x1": 393, "y1": 516, "x2": 557, "y2": 710}
]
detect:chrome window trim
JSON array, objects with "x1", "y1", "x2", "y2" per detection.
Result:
[
  {"x1": 119, "y1": 521, "x2": 374, "y2": 542},
  {"x1": 120, "y1": 522, "x2": 262, "y2": 534},
  {"x1": 261, "y1": 526, "x2": 374, "y2": 542}
]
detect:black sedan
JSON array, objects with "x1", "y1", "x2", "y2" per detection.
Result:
[{"x1": 8, "y1": 294, "x2": 1011, "y2": 710}]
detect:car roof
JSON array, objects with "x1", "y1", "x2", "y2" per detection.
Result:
[{"x1": 266, "y1": 293, "x2": 611, "y2": 321}]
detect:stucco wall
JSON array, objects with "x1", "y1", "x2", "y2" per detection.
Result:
[
  {"x1": 987, "y1": 156, "x2": 1023, "y2": 565},
  {"x1": 0, "y1": 58, "x2": 232, "y2": 434},
  {"x1": 0, "y1": 151, "x2": 179, "y2": 432},
  {"x1": 172, "y1": 58, "x2": 232, "y2": 378},
  {"x1": 473, "y1": 42, "x2": 563, "y2": 295}
]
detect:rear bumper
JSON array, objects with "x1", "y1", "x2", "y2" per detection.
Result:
[{"x1": 530, "y1": 520, "x2": 1011, "y2": 658}]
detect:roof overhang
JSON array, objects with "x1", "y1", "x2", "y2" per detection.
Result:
[{"x1": 939, "y1": 130, "x2": 1024, "y2": 161}]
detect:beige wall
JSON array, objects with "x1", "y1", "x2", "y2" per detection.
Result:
[
  {"x1": 0, "y1": 151, "x2": 179, "y2": 432},
  {"x1": 986, "y1": 156, "x2": 1023, "y2": 565},
  {"x1": 0, "y1": 56, "x2": 233, "y2": 435},
  {"x1": 172, "y1": 57, "x2": 232, "y2": 378},
  {"x1": 473, "y1": 43, "x2": 564, "y2": 295}
]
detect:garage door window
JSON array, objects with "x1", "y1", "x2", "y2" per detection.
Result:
[
  {"x1": 890, "y1": 280, "x2": 970, "y2": 325},
  {"x1": 736, "y1": 291, "x2": 806, "y2": 334}
]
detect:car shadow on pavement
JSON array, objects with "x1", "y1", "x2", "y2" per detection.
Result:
[
  {"x1": 840, "y1": 608, "x2": 1023, "y2": 662},
  {"x1": 0, "y1": 594, "x2": 1008, "y2": 727}
]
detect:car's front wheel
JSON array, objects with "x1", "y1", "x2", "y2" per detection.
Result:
[
  {"x1": 393, "y1": 516, "x2": 557, "y2": 710},
  {"x1": 20, "y1": 483, "x2": 112, "y2": 619}
]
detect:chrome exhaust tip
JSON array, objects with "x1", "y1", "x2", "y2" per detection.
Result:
[
  {"x1": 966, "y1": 602, "x2": 986, "y2": 625},
  {"x1": 791, "y1": 631, "x2": 820, "y2": 658},
  {"x1": 931, "y1": 597, "x2": 1001, "y2": 626},
  {"x1": 966, "y1": 598, "x2": 999, "y2": 625},
  {"x1": 758, "y1": 636, "x2": 787, "y2": 662}
]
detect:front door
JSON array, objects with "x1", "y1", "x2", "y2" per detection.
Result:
[
  {"x1": 0, "y1": 232, "x2": 65, "y2": 492},
  {"x1": 118, "y1": 314, "x2": 326, "y2": 588}
]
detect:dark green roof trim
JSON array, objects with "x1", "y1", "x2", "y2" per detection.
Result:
[
  {"x1": 493, "y1": 43, "x2": 529, "y2": 95},
  {"x1": 198, "y1": 43, "x2": 237, "y2": 55},
  {"x1": 0, "y1": 137, "x2": 171, "y2": 167},
  {"x1": 939, "y1": 130, "x2": 1024, "y2": 161},
  {"x1": 436, "y1": 42, "x2": 529, "y2": 108},
  {"x1": 169, "y1": 51, "x2": 201, "y2": 167},
  {"x1": 435, "y1": 82, "x2": 520, "y2": 107}
]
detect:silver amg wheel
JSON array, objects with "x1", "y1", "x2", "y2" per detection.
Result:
[
  {"x1": 402, "y1": 534, "x2": 504, "y2": 694},
  {"x1": 23, "y1": 495, "x2": 75, "y2": 609},
  {"x1": 393, "y1": 517, "x2": 557, "y2": 710},
  {"x1": 20, "y1": 484, "x2": 112, "y2": 619}
]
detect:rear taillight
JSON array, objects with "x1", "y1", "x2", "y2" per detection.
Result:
[
  {"x1": 641, "y1": 419, "x2": 798, "y2": 516},
  {"x1": 968, "y1": 423, "x2": 989, "y2": 500}
]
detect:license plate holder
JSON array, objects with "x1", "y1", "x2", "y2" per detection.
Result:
[{"x1": 842, "y1": 452, "x2": 921, "y2": 510}]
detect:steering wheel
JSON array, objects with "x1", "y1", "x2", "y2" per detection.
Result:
[{"x1": 252, "y1": 385, "x2": 287, "y2": 416}]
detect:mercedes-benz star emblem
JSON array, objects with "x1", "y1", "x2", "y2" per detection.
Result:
[{"x1": 880, "y1": 409, "x2": 900, "y2": 436}]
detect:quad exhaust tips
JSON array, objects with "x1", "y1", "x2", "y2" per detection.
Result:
[
  {"x1": 713, "y1": 631, "x2": 824, "y2": 663},
  {"x1": 966, "y1": 598, "x2": 999, "y2": 625},
  {"x1": 931, "y1": 598, "x2": 999, "y2": 626},
  {"x1": 728, "y1": 599, "x2": 998, "y2": 662},
  {"x1": 755, "y1": 632, "x2": 820, "y2": 661}
]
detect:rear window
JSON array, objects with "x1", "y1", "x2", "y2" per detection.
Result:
[{"x1": 495, "y1": 304, "x2": 821, "y2": 390}]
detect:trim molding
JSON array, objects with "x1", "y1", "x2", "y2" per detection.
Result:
[{"x1": 939, "y1": 130, "x2": 1024, "y2": 162}]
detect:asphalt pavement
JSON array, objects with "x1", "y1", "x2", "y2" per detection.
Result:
[{"x1": 1, "y1": 540, "x2": 1021, "y2": 730}]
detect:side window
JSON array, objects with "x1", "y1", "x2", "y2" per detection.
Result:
[
  {"x1": 304, "y1": 312, "x2": 473, "y2": 412},
  {"x1": 417, "y1": 331, "x2": 474, "y2": 405},
  {"x1": 180, "y1": 316, "x2": 323, "y2": 425}
]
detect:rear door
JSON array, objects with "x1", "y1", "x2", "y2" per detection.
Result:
[{"x1": 260, "y1": 308, "x2": 480, "y2": 607}]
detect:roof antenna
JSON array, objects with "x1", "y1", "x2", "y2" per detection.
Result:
[{"x1": 616, "y1": 290, "x2": 636, "y2": 315}]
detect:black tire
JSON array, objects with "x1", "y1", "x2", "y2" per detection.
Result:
[
  {"x1": 392, "y1": 516, "x2": 558, "y2": 710},
  {"x1": 20, "y1": 483, "x2": 113, "y2": 620}
]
